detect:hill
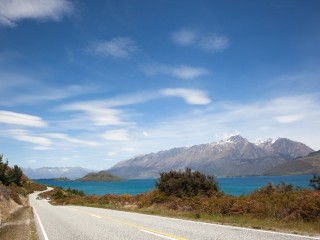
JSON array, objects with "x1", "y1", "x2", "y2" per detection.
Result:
[
  {"x1": 265, "y1": 150, "x2": 320, "y2": 175},
  {"x1": 76, "y1": 171, "x2": 122, "y2": 181},
  {"x1": 108, "y1": 135, "x2": 314, "y2": 178}
]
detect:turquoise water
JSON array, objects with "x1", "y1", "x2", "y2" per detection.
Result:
[{"x1": 34, "y1": 175, "x2": 313, "y2": 196}]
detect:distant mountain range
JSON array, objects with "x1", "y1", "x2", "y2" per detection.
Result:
[
  {"x1": 22, "y1": 167, "x2": 93, "y2": 180},
  {"x1": 108, "y1": 135, "x2": 315, "y2": 178}
]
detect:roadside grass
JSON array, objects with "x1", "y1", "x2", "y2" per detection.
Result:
[
  {"x1": 0, "y1": 181, "x2": 45, "y2": 240},
  {"x1": 0, "y1": 206, "x2": 35, "y2": 240}
]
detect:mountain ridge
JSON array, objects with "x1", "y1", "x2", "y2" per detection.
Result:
[{"x1": 108, "y1": 135, "x2": 314, "y2": 178}]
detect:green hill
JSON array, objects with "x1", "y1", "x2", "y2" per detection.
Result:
[
  {"x1": 76, "y1": 171, "x2": 123, "y2": 181},
  {"x1": 265, "y1": 150, "x2": 320, "y2": 175}
]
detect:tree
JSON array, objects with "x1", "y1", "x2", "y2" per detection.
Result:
[
  {"x1": 309, "y1": 174, "x2": 320, "y2": 191},
  {"x1": 10, "y1": 165, "x2": 23, "y2": 186},
  {"x1": 0, "y1": 154, "x2": 9, "y2": 185},
  {"x1": 0, "y1": 154, "x2": 23, "y2": 186},
  {"x1": 156, "y1": 168, "x2": 219, "y2": 198}
]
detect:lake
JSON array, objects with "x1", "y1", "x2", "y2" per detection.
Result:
[{"x1": 33, "y1": 174, "x2": 314, "y2": 196}]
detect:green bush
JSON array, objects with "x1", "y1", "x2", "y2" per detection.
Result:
[{"x1": 156, "y1": 168, "x2": 219, "y2": 198}]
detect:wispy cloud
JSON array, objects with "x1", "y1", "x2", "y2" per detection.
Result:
[
  {"x1": 274, "y1": 114, "x2": 304, "y2": 123},
  {"x1": 143, "y1": 64, "x2": 209, "y2": 80},
  {"x1": 172, "y1": 29, "x2": 198, "y2": 46},
  {"x1": 61, "y1": 103, "x2": 124, "y2": 126},
  {"x1": 45, "y1": 133, "x2": 100, "y2": 147},
  {"x1": 199, "y1": 35, "x2": 230, "y2": 51},
  {"x1": 160, "y1": 88, "x2": 211, "y2": 105},
  {"x1": 101, "y1": 129, "x2": 130, "y2": 141},
  {"x1": 0, "y1": 0, "x2": 73, "y2": 27},
  {"x1": 88, "y1": 37, "x2": 138, "y2": 59},
  {"x1": 172, "y1": 28, "x2": 230, "y2": 52},
  {"x1": 0, "y1": 110, "x2": 47, "y2": 127},
  {"x1": 8, "y1": 129, "x2": 52, "y2": 148},
  {"x1": 0, "y1": 72, "x2": 95, "y2": 106}
]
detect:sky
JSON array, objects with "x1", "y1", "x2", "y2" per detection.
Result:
[{"x1": 0, "y1": 0, "x2": 319, "y2": 170}]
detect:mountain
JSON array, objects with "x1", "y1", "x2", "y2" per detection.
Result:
[
  {"x1": 265, "y1": 150, "x2": 320, "y2": 175},
  {"x1": 108, "y1": 135, "x2": 314, "y2": 179},
  {"x1": 76, "y1": 171, "x2": 123, "y2": 182},
  {"x1": 22, "y1": 167, "x2": 93, "y2": 180}
]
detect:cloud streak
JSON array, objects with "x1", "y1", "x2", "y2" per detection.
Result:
[
  {"x1": 143, "y1": 64, "x2": 209, "y2": 80},
  {"x1": 88, "y1": 37, "x2": 138, "y2": 59},
  {"x1": 8, "y1": 129, "x2": 52, "y2": 148},
  {"x1": 0, "y1": 110, "x2": 47, "y2": 127},
  {"x1": 172, "y1": 29, "x2": 198, "y2": 46},
  {"x1": 101, "y1": 129, "x2": 130, "y2": 141},
  {"x1": 45, "y1": 133, "x2": 100, "y2": 147},
  {"x1": 0, "y1": 0, "x2": 73, "y2": 27},
  {"x1": 172, "y1": 28, "x2": 230, "y2": 52},
  {"x1": 160, "y1": 88, "x2": 211, "y2": 105}
]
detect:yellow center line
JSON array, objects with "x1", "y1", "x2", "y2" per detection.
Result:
[{"x1": 71, "y1": 207, "x2": 188, "y2": 240}]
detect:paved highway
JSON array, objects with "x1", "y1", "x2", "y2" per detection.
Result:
[{"x1": 30, "y1": 189, "x2": 319, "y2": 240}]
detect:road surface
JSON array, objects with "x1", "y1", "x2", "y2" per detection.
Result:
[{"x1": 29, "y1": 189, "x2": 319, "y2": 240}]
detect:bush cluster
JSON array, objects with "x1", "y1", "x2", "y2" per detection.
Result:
[{"x1": 156, "y1": 168, "x2": 219, "y2": 197}]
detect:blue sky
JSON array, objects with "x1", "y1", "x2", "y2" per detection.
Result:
[{"x1": 0, "y1": 0, "x2": 319, "y2": 170}]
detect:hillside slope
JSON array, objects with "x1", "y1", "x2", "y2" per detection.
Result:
[
  {"x1": 76, "y1": 171, "x2": 122, "y2": 181},
  {"x1": 265, "y1": 150, "x2": 320, "y2": 175}
]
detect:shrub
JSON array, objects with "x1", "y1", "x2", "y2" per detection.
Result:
[{"x1": 156, "y1": 168, "x2": 219, "y2": 198}]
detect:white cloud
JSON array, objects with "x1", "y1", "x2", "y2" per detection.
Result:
[
  {"x1": 89, "y1": 37, "x2": 138, "y2": 58},
  {"x1": 60, "y1": 103, "x2": 124, "y2": 126},
  {"x1": 172, "y1": 29, "x2": 198, "y2": 46},
  {"x1": 107, "y1": 152, "x2": 117, "y2": 156},
  {"x1": 122, "y1": 147, "x2": 135, "y2": 152},
  {"x1": 0, "y1": 110, "x2": 47, "y2": 127},
  {"x1": 45, "y1": 133, "x2": 100, "y2": 147},
  {"x1": 199, "y1": 35, "x2": 230, "y2": 52},
  {"x1": 32, "y1": 146, "x2": 51, "y2": 151},
  {"x1": 0, "y1": 0, "x2": 73, "y2": 27},
  {"x1": 142, "y1": 131, "x2": 149, "y2": 137},
  {"x1": 172, "y1": 28, "x2": 230, "y2": 52},
  {"x1": 274, "y1": 115, "x2": 304, "y2": 123},
  {"x1": 143, "y1": 64, "x2": 209, "y2": 80},
  {"x1": 27, "y1": 159, "x2": 37, "y2": 163},
  {"x1": 101, "y1": 129, "x2": 129, "y2": 141},
  {"x1": 161, "y1": 88, "x2": 211, "y2": 105},
  {"x1": 8, "y1": 129, "x2": 52, "y2": 147},
  {"x1": 0, "y1": 72, "x2": 95, "y2": 106}
]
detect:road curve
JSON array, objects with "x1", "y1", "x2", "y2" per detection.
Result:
[{"x1": 30, "y1": 189, "x2": 319, "y2": 240}]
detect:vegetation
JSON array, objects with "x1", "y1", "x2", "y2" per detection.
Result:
[
  {"x1": 76, "y1": 171, "x2": 122, "y2": 182},
  {"x1": 156, "y1": 168, "x2": 218, "y2": 197},
  {"x1": 309, "y1": 174, "x2": 320, "y2": 191},
  {"x1": 0, "y1": 154, "x2": 23, "y2": 186}
]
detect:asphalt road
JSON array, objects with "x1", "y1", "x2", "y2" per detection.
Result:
[{"x1": 30, "y1": 189, "x2": 319, "y2": 240}]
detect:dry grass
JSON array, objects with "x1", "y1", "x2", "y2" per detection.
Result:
[
  {"x1": 0, "y1": 181, "x2": 46, "y2": 240},
  {"x1": 0, "y1": 206, "x2": 35, "y2": 240}
]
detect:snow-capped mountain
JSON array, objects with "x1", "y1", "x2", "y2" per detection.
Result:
[{"x1": 108, "y1": 135, "x2": 314, "y2": 178}]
